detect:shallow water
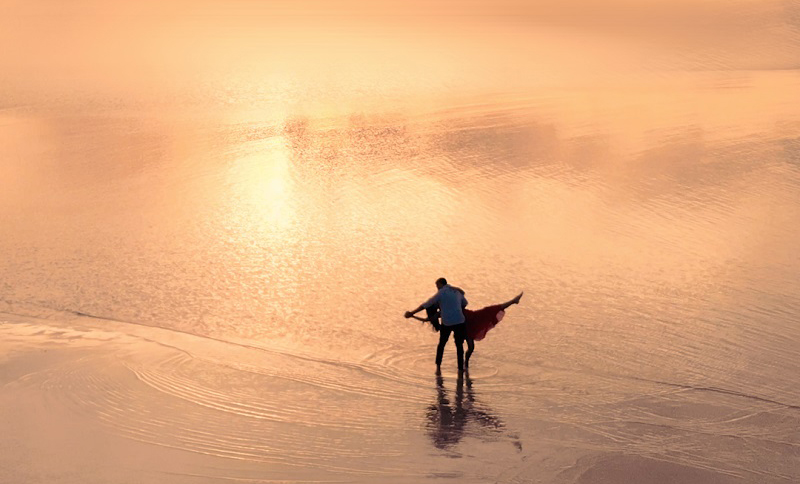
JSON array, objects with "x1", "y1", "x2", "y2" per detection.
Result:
[{"x1": 2, "y1": 2, "x2": 800, "y2": 482}]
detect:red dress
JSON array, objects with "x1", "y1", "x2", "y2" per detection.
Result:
[{"x1": 464, "y1": 304, "x2": 505, "y2": 341}]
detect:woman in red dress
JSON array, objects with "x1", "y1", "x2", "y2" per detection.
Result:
[{"x1": 411, "y1": 291, "x2": 523, "y2": 369}]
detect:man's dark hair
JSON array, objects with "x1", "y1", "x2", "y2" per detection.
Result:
[{"x1": 435, "y1": 277, "x2": 447, "y2": 286}]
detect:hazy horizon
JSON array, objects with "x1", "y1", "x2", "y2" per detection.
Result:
[{"x1": 2, "y1": 0, "x2": 799, "y2": 110}]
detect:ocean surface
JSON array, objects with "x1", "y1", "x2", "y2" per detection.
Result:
[{"x1": 2, "y1": 1, "x2": 800, "y2": 482}]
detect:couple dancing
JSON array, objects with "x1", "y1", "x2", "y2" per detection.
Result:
[{"x1": 404, "y1": 277, "x2": 523, "y2": 372}]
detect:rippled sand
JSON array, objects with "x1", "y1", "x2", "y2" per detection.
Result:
[{"x1": 2, "y1": 298, "x2": 799, "y2": 483}]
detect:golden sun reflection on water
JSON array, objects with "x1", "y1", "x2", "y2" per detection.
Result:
[{"x1": 228, "y1": 138, "x2": 296, "y2": 235}]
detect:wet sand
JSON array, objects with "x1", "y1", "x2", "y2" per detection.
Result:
[{"x1": 2, "y1": 307, "x2": 798, "y2": 483}]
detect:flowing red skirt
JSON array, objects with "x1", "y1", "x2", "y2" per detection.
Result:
[{"x1": 464, "y1": 304, "x2": 505, "y2": 341}]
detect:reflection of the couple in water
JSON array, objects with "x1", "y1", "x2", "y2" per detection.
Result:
[{"x1": 426, "y1": 371, "x2": 522, "y2": 451}]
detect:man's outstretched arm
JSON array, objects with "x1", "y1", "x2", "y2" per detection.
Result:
[
  {"x1": 405, "y1": 291, "x2": 441, "y2": 318},
  {"x1": 404, "y1": 302, "x2": 429, "y2": 318}
]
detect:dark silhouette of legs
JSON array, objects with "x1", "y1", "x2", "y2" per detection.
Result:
[
  {"x1": 436, "y1": 325, "x2": 452, "y2": 369},
  {"x1": 436, "y1": 323, "x2": 466, "y2": 371},
  {"x1": 453, "y1": 323, "x2": 467, "y2": 371},
  {"x1": 465, "y1": 338, "x2": 474, "y2": 368}
]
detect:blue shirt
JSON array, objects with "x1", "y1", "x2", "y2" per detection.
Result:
[{"x1": 423, "y1": 285, "x2": 467, "y2": 326}]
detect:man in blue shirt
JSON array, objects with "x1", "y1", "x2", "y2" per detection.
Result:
[{"x1": 405, "y1": 277, "x2": 468, "y2": 372}]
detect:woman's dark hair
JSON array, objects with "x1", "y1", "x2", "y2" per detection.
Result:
[
  {"x1": 425, "y1": 306, "x2": 441, "y2": 332},
  {"x1": 435, "y1": 277, "x2": 447, "y2": 286}
]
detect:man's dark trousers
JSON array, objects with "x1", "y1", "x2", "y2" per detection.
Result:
[{"x1": 436, "y1": 323, "x2": 467, "y2": 370}]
